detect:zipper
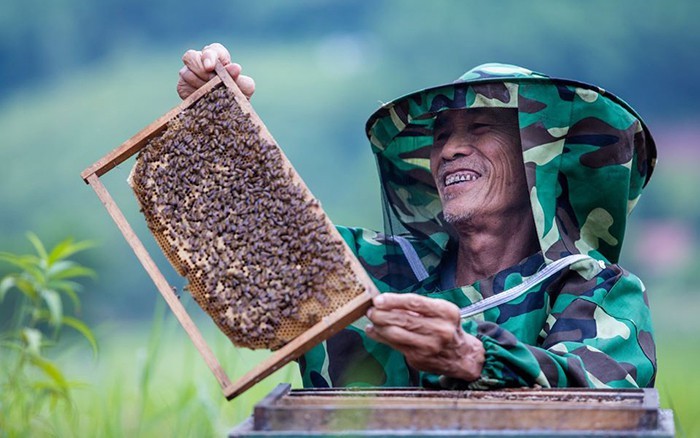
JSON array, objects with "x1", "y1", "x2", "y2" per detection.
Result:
[{"x1": 459, "y1": 254, "x2": 593, "y2": 319}]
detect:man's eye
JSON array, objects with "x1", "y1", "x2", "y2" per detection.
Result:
[{"x1": 471, "y1": 123, "x2": 490, "y2": 131}]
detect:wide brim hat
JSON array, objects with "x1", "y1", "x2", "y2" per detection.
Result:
[{"x1": 364, "y1": 63, "x2": 657, "y2": 263}]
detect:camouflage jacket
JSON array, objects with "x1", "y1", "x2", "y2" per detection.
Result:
[{"x1": 301, "y1": 64, "x2": 658, "y2": 390}]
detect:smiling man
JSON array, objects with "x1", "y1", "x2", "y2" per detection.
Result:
[
  {"x1": 178, "y1": 44, "x2": 658, "y2": 390},
  {"x1": 430, "y1": 108, "x2": 539, "y2": 285}
]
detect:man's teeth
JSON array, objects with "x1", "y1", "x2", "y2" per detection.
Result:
[{"x1": 445, "y1": 173, "x2": 479, "y2": 186}]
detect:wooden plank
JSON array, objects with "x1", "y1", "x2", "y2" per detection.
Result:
[
  {"x1": 86, "y1": 174, "x2": 235, "y2": 396},
  {"x1": 261, "y1": 405, "x2": 656, "y2": 432},
  {"x1": 80, "y1": 75, "x2": 223, "y2": 182},
  {"x1": 225, "y1": 291, "x2": 375, "y2": 400}
]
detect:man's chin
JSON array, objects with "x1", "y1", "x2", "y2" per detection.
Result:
[{"x1": 443, "y1": 209, "x2": 475, "y2": 226}]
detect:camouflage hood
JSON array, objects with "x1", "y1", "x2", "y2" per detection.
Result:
[{"x1": 365, "y1": 63, "x2": 656, "y2": 264}]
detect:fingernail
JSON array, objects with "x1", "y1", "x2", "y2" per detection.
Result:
[
  {"x1": 365, "y1": 323, "x2": 374, "y2": 333},
  {"x1": 203, "y1": 58, "x2": 214, "y2": 69},
  {"x1": 374, "y1": 295, "x2": 384, "y2": 306}
]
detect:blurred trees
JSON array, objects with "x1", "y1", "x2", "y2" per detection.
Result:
[
  {"x1": 0, "y1": 0, "x2": 374, "y2": 98},
  {"x1": 2, "y1": 1, "x2": 699, "y2": 120},
  {"x1": 0, "y1": 0, "x2": 698, "y2": 320}
]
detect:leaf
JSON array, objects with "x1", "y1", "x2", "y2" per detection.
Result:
[
  {"x1": 47, "y1": 238, "x2": 96, "y2": 266},
  {"x1": 50, "y1": 279, "x2": 83, "y2": 293},
  {"x1": 12, "y1": 275, "x2": 39, "y2": 301},
  {"x1": 31, "y1": 380, "x2": 70, "y2": 398},
  {"x1": 0, "y1": 276, "x2": 15, "y2": 302},
  {"x1": 48, "y1": 264, "x2": 97, "y2": 282},
  {"x1": 21, "y1": 328, "x2": 43, "y2": 356},
  {"x1": 40, "y1": 289, "x2": 63, "y2": 326},
  {"x1": 0, "y1": 340, "x2": 24, "y2": 352},
  {"x1": 49, "y1": 280, "x2": 82, "y2": 310},
  {"x1": 0, "y1": 254, "x2": 43, "y2": 280},
  {"x1": 28, "y1": 355, "x2": 69, "y2": 392},
  {"x1": 46, "y1": 260, "x2": 75, "y2": 276},
  {"x1": 46, "y1": 236, "x2": 74, "y2": 264},
  {"x1": 26, "y1": 232, "x2": 49, "y2": 261},
  {"x1": 0, "y1": 251, "x2": 21, "y2": 265},
  {"x1": 62, "y1": 316, "x2": 99, "y2": 357}
]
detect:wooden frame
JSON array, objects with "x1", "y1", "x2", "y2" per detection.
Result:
[
  {"x1": 81, "y1": 63, "x2": 378, "y2": 400},
  {"x1": 239, "y1": 384, "x2": 668, "y2": 435}
]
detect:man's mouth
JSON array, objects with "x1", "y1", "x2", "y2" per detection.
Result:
[{"x1": 444, "y1": 170, "x2": 481, "y2": 187}]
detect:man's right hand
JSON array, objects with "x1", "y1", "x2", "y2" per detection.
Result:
[{"x1": 177, "y1": 43, "x2": 256, "y2": 100}]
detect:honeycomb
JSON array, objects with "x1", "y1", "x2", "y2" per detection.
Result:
[{"x1": 129, "y1": 85, "x2": 366, "y2": 350}]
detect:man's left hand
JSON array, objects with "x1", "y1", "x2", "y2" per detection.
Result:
[{"x1": 365, "y1": 293, "x2": 485, "y2": 382}]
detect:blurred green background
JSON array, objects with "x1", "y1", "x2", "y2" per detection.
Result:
[{"x1": 1, "y1": 0, "x2": 699, "y2": 436}]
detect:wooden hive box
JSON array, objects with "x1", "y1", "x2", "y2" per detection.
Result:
[
  {"x1": 81, "y1": 63, "x2": 379, "y2": 399},
  {"x1": 230, "y1": 384, "x2": 675, "y2": 437}
]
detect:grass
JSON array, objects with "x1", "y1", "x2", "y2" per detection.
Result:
[
  {"x1": 655, "y1": 334, "x2": 700, "y2": 437},
  {"x1": 33, "y1": 300, "x2": 302, "y2": 437},
  {"x1": 4, "y1": 295, "x2": 697, "y2": 437}
]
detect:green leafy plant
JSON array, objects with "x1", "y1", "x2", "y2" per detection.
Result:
[{"x1": 0, "y1": 233, "x2": 97, "y2": 435}]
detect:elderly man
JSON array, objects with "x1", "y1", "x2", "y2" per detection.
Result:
[{"x1": 178, "y1": 44, "x2": 657, "y2": 389}]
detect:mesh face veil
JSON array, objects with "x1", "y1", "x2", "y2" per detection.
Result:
[{"x1": 366, "y1": 63, "x2": 656, "y2": 279}]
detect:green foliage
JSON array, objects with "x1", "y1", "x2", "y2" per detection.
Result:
[
  {"x1": 38, "y1": 301, "x2": 301, "y2": 437},
  {"x1": 0, "y1": 233, "x2": 97, "y2": 436}
]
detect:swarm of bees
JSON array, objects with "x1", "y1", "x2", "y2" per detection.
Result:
[{"x1": 129, "y1": 86, "x2": 365, "y2": 349}]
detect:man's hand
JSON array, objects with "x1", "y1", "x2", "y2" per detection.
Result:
[
  {"x1": 366, "y1": 293, "x2": 485, "y2": 382},
  {"x1": 177, "y1": 43, "x2": 256, "y2": 100}
]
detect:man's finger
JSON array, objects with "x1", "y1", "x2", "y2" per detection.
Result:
[
  {"x1": 179, "y1": 66, "x2": 208, "y2": 89},
  {"x1": 365, "y1": 323, "x2": 414, "y2": 349},
  {"x1": 201, "y1": 50, "x2": 218, "y2": 70},
  {"x1": 177, "y1": 82, "x2": 195, "y2": 100},
  {"x1": 373, "y1": 293, "x2": 460, "y2": 320},
  {"x1": 236, "y1": 74, "x2": 256, "y2": 99},
  {"x1": 366, "y1": 323, "x2": 443, "y2": 355},
  {"x1": 225, "y1": 63, "x2": 243, "y2": 79},
  {"x1": 202, "y1": 43, "x2": 231, "y2": 69},
  {"x1": 367, "y1": 326, "x2": 460, "y2": 377},
  {"x1": 182, "y1": 50, "x2": 210, "y2": 81},
  {"x1": 367, "y1": 308, "x2": 454, "y2": 336}
]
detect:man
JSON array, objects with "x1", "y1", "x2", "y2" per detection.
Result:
[{"x1": 178, "y1": 43, "x2": 657, "y2": 389}]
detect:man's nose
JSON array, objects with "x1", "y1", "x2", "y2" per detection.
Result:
[{"x1": 441, "y1": 136, "x2": 476, "y2": 161}]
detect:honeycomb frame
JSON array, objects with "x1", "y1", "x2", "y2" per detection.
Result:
[{"x1": 81, "y1": 63, "x2": 379, "y2": 400}]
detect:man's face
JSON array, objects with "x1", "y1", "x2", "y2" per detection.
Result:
[{"x1": 430, "y1": 108, "x2": 530, "y2": 225}]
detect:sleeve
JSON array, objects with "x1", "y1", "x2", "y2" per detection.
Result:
[
  {"x1": 426, "y1": 265, "x2": 657, "y2": 389},
  {"x1": 335, "y1": 225, "x2": 369, "y2": 258}
]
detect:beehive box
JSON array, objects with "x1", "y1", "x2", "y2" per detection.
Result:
[
  {"x1": 81, "y1": 64, "x2": 378, "y2": 399},
  {"x1": 230, "y1": 385, "x2": 675, "y2": 437}
]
